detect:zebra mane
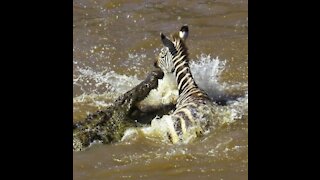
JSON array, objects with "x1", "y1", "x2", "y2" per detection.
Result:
[{"x1": 171, "y1": 33, "x2": 189, "y2": 63}]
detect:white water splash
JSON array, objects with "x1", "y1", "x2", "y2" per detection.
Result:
[
  {"x1": 137, "y1": 72, "x2": 178, "y2": 112},
  {"x1": 190, "y1": 54, "x2": 226, "y2": 99},
  {"x1": 76, "y1": 67, "x2": 141, "y2": 93}
]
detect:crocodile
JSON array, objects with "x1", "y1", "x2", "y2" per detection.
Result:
[{"x1": 73, "y1": 68, "x2": 178, "y2": 151}]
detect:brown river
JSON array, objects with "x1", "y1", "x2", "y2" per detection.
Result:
[{"x1": 73, "y1": 0, "x2": 248, "y2": 179}]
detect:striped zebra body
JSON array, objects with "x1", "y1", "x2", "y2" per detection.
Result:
[{"x1": 155, "y1": 25, "x2": 216, "y2": 143}]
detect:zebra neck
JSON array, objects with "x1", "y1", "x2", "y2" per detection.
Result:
[{"x1": 172, "y1": 57, "x2": 198, "y2": 95}]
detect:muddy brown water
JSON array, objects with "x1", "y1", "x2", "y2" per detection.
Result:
[{"x1": 73, "y1": 0, "x2": 248, "y2": 179}]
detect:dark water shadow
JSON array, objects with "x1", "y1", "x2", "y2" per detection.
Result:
[{"x1": 212, "y1": 93, "x2": 245, "y2": 106}]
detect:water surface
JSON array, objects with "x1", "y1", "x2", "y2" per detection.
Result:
[{"x1": 73, "y1": 0, "x2": 248, "y2": 179}]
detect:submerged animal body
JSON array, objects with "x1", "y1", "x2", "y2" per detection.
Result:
[{"x1": 151, "y1": 25, "x2": 219, "y2": 143}]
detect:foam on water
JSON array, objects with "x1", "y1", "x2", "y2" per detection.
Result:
[
  {"x1": 73, "y1": 65, "x2": 143, "y2": 120},
  {"x1": 74, "y1": 66, "x2": 141, "y2": 94},
  {"x1": 190, "y1": 54, "x2": 248, "y2": 122}
]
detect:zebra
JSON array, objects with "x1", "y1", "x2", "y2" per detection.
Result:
[{"x1": 153, "y1": 25, "x2": 219, "y2": 144}]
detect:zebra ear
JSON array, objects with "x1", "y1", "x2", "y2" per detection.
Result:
[
  {"x1": 160, "y1": 33, "x2": 177, "y2": 55},
  {"x1": 179, "y1": 25, "x2": 189, "y2": 40},
  {"x1": 160, "y1": 33, "x2": 173, "y2": 47}
]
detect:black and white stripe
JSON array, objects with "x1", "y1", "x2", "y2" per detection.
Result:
[{"x1": 156, "y1": 25, "x2": 214, "y2": 143}]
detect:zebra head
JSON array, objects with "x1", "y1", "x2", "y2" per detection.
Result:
[
  {"x1": 159, "y1": 25, "x2": 189, "y2": 56},
  {"x1": 154, "y1": 46, "x2": 174, "y2": 73},
  {"x1": 155, "y1": 25, "x2": 189, "y2": 73}
]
